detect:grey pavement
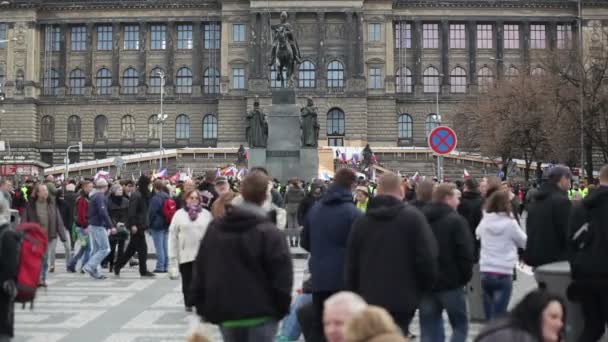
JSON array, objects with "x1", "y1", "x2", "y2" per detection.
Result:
[{"x1": 13, "y1": 254, "x2": 538, "y2": 342}]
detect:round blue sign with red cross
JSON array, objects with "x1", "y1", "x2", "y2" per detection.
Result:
[{"x1": 428, "y1": 126, "x2": 458, "y2": 155}]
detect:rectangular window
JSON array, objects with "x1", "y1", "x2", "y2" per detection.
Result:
[
  {"x1": 368, "y1": 67, "x2": 382, "y2": 89},
  {"x1": 177, "y1": 24, "x2": 193, "y2": 49},
  {"x1": 45, "y1": 25, "x2": 61, "y2": 52},
  {"x1": 477, "y1": 24, "x2": 493, "y2": 49},
  {"x1": 71, "y1": 26, "x2": 87, "y2": 51},
  {"x1": 97, "y1": 25, "x2": 112, "y2": 51},
  {"x1": 368, "y1": 23, "x2": 381, "y2": 42},
  {"x1": 423, "y1": 24, "x2": 439, "y2": 49},
  {"x1": 124, "y1": 25, "x2": 140, "y2": 50},
  {"x1": 232, "y1": 23, "x2": 246, "y2": 42},
  {"x1": 328, "y1": 138, "x2": 344, "y2": 147},
  {"x1": 450, "y1": 24, "x2": 466, "y2": 49},
  {"x1": 530, "y1": 24, "x2": 546, "y2": 49},
  {"x1": 557, "y1": 24, "x2": 573, "y2": 50},
  {"x1": 204, "y1": 22, "x2": 221, "y2": 49},
  {"x1": 40, "y1": 152, "x2": 53, "y2": 166},
  {"x1": 0, "y1": 24, "x2": 8, "y2": 49},
  {"x1": 395, "y1": 22, "x2": 411, "y2": 49},
  {"x1": 504, "y1": 24, "x2": 520, "y2": 49},
  {"x1": 150, "y1": 24, "x2": 166, "y2": 50},
  {"x1": 232, "y1": 67, "x2": 245, "y2": 89}
]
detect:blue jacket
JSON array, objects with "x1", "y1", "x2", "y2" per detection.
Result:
[
  {"x1": 148, "y1": 191, "x2": 170, "y2": 231},
  {"x1": 87, "y1": 191, "x2": 113, "y2": 229},
  {"x1": 301, "y1": 185, "x2": 362, "y2": 292}
]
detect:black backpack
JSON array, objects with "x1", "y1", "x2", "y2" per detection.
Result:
[{"x1": 570, "y1": 205, "x2": 608, "y2": 278}]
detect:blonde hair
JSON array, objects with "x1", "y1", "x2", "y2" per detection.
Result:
[{"x1": 345, "y1": 306, "x2": 405, "y2": 342}]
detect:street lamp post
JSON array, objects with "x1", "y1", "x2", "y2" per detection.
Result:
[
  {"x1": 65, "y1": 142, "x2": 83, "y2": 181},
  {"x1": 436, "y1": 75, "x2": 444, "y2": 182},
  {"x1": 156, "y1": 70, "x2": 168, "y2": 169},
  {"x1": 578, "y1": 0, "x2": 585, "y2": 181}
]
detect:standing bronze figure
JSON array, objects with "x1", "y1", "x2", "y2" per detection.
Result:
[
  {"x1": 269, "y1": 11, "x2": 302, "y2": 88},
  {"x1": 246, "y1": 99, "x2": 269, "y2": 148},
  {"x1": 301, "y1": 97, "x2": 320, "y2": 147}
]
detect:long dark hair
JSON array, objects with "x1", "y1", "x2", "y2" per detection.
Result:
[
  {"x1": 137, "y1": 175, "x2": 151, "y2": 199},
  {"x1": 509, "y1": 290, "x2": 566, "y2": 341}
]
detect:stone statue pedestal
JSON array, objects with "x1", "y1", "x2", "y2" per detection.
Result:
[{"x1": 248, "y1": 89, "x2": 319, "y2": 183}]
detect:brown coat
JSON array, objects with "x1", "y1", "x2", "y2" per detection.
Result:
[{"x1": 23, "y1": 200, "x2": 67, "y2": 241}]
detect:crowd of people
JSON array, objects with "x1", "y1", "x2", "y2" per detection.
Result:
[{"x1": 0, "y1": 163, "x2": 607, "y2": 342}]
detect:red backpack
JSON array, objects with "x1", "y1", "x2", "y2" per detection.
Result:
[
  {"x1": 14, "y1": 222, "x2": 48, "y2": 307},
  {"x1": 162, "y1": 198, "x2": 177, "y2": 224}
]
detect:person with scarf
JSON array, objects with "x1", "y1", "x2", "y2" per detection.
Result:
[{"x1": 168, "y1": 189, "x2": 213, "y2": 312}]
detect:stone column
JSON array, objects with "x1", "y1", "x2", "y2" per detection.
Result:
[
  {"x1": 548, "y1": 21, "x2": 557, "y2": 50},
  {"x1": 521, "y1": 21, "x2": 530, "y2": 72},
  {"x1": 316, "y1": 12, "x2": 326, "y2": 80},
  {"x1": 440, "y1": 20, "x2": 449, "y2": 88},
  {"x1": 355, "y1": 12, "x2": 365, "y2": 77},
  {"x1": 85, "y1": 23, "x2": 94, "y2": 88},
  {"x1": 220, "y1": 19, "x2": 230, "y2": 94},
  {"x1": 166, "y1": 21, "x2": 175, "y2": 87},
  {"x1": 192, "y1": 21, "x2": 202, "y2": 85},
  {"x1": 413, "y1": 20, "x2": 422, "y2": 89},
  {"x1": 346, "y1": 12, "x2": 355, "y2": 77},
  {"x1": 249, "y1": 13, "x2": 259, "y2": 78},
  {"x1": 385, "y1": 17, "x2": 395, "y2": 93},
  {"x1": 261, "y1": 12, "x2": 271, "y2": 78},
  {"x1": 59, "y1": 23, "x2": 68, "y2": 92},
  {"x1": 112, "y1": 22, "x2": 121, "y2": 87},
  {"x1": 468, "y1": 21, "x2": 477, "y2": 84},
  {"x1": 496, "y1": 21, "x2": 504, "y2": 79},
  {"x1": 139, "y1": 22, "x2": 148, "y2": 88}
]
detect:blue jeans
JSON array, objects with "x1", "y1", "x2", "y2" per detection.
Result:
[
  {"x1": 68, "y1": 228, "x2": 90, "y2": 269},
  {"x1": 278, "y1": 293, "x2": 312, "y2": 341},
  {"x1": 419, "y1": 288, "x2": 468, "y2": 342},
  {"x1": 150, "y1": 230, "x2": 168, "y2": 272},
  {"x1": 481, "y1": 273, "x2": 513, "y2": 320},
  {"x1": 221, "y1": 320, "x2": 278, "y2": 342},
  {"x1": 84, "y1": 225, "x2": 110, "y2": 276}
]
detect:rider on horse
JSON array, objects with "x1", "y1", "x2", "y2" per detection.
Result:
[{"x1": 269, "y1": 11, "x2": 303, "y2": 66}]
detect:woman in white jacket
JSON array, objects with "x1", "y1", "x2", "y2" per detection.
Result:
[
  {"x1": 169, "y1": 189, "x2": 213, "y2": 312},
  {"x1": 476, "y1": 190, "x2": 527, "y2": 320}
]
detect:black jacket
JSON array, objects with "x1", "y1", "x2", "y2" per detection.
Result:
[
  {"x1": 127, "y1": 190, "x2": 149, "y2": 231},
  {"x1": 568, "y1": 186, "x2": 608, "y2": 280},
  {"x1": 198, "y1": 181, "x2": 218, "y2": 210},
  {"x1": 457, "y1": 191, "x2": 483, "y2": 260},
  {"x1": 346, "y1": 195, "x2": 438, "y2": 314},
  {"x1": 63, "y1": 190, "x2": 78, "y2": 231},
  {"x1": 191, "y1": 206, "x2": 293, "y2": 324},
  {"x1": 523, "y1": 183, "x2": 571, "y2": 267},
  {"x1": 0, "y1": 224, "x2": 19, "y2": 337},
  {"x1": 423, "y1": 203, "x2": 475, "y2": 291}
]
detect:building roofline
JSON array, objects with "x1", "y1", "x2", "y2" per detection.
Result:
[{"x1": 393, "y1": 0, "x2": 602, "y2": 9}]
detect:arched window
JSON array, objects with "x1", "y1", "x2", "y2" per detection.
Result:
[
  {"x1": 531, "y1": 67, "x2": 546, "y2": 77},
  {"x1": 398, "y1": 114, "x2": 413, "y2": 140},
  {"x1": 423, "y1": 67, "x2": 439, "y2": 93},
  {"x1": 121, "y1": 115, "x2": 135, "y2": 140},
  {"x1": 149, "y1": 68, "x2": 164, "y2": 94},
  {"x1": 67, "y1": 115, "x2": 81, "y2": 141},
  {"x1": 327, "y1": 108, "x2": 345, "y2": 147},
  {"x1": 395, "y1": 67, "x2": 413, "y2": 93},
  {"x1": 121, "y1": 68, "x2": 139, "y2": 94},
  {"x1": 175, "y1": 114, "x2": 191, "y2": 139},
  {"x1": 94, "y1": 115, "x2": 108, "y2": 140},
  {"x1": 477, "y1": 67, "x2": 494, "y2": 93},
  {"x1": 425, "y1": 113, "x2": 440, "y2": 136},
  {"x1": 506, "y1": 66, "x2": 520, "y2": 81},
  {"x1": 450, "y1": 67, "x2": 467, "y2": 93},
  {"x1": 203, "y1": 67, "x2": 220, "y2": 94},
  {"x1": 96, "y1": 68, "x2": 112, "y2": 95},
  {"x1": 43, "y1": 69, "x2": 59, "y2": 96},
  {"x1": 270, "y1": 65, "x2": 287, "y2": 88},
  {"x1": 69, "y1": 69, "x2": 86, "y2": 95},
  {"x1": 298, "y1": 61, "x2": 316, "y2": 88},
  {"x1": 148, "y1": 115, "x2": 160, "y2": 139},
  {"x1": 40, "y1": 115, "x2": 54, "y2": 142},
  {"x1": 176, "y1": 67, "x2": 193, "y2": 94},
  {"x1": 327, "y1": 61, "x2": 345, "y2": 89},
  {"x1": 203, "y1": 114, "x2": 218, "y2": 140}
]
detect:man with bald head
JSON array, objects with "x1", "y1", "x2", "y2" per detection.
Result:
[{"x1": 345, "y1": 173, "x2": 438, "y2": 335}]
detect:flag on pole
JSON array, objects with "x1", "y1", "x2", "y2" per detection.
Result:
[
  {"x1": 94, "y1": 170, "x2": 110, "y2": 181},
  {"x1": 170, "y1": 172, "x2": 180, "y2": 183},
  {"x1": 464, "y1": 169, "x2": 471, "y2": 179},
  {"x1": 215, "y1": 168, "x2": 221, "y2": 178},
  {"x1": 155, "y1": 169, "x2": 168, "y2": 179}
]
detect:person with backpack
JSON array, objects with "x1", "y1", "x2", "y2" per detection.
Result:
[
  {"x1": 0, "y1": 196, "x2": 19, "y2": 341},
  {"x1": 67, "y1": 181, "x2": 93, "y2": 273},
  {"x1": 149, "y1": 179, "x2": 173, "y2": 273},
  {"x1": 568, "y1": 165, "x2": 608, "y2": 342}
]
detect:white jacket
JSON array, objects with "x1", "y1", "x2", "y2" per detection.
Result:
[
  {"x1": 476, "y1": 212, "x2": 527, "y2": 275},
  {"x1": 168, "y1": 208, "x2": 212, "y2": 266}
]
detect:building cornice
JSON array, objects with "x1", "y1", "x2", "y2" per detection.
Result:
[
  {"x1": 393, "y1": 0, "x2": 603, "y2": 10},
  {"x1": 4, "y1": 0, "x2": 219, "y2": 11}
]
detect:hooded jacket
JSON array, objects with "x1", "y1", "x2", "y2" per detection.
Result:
[
  {"x1": 148, "y1": 191, "x2": 170, "y2": 231},
  {"x1": 301, "y1": 185, "x2": 363, "y2": 292},
  {"x1": 190, "y1": 205, "x2": 293, "y2": 324},
  {"x1": 458, "y1": 191, "x2": 483, "y2": 259},
  {"x1": 346, "y1": 195, "x2": 438, "y2": 315},
  {"x1": 423, "y1": 203, "x2": 475, "y2": 291},
  {"x1": 476, "y1": 212, "x2": 527, "y2": 275},
  {"x1": 523, "y1": 182, "x2": 571, "y2": 267}
]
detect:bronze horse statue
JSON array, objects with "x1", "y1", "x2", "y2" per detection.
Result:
[{"x1": 273, "y1": 26, "x2": 295, "y2": 88}]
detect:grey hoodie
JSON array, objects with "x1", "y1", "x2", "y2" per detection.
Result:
[{"x1": 476, "y1": 212, "x2": 527, "y2": 275}]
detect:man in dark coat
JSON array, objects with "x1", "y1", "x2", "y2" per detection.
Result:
[
  {"x1": 345, "y1": 173, "x2": 438, "y2": 335},
  {"x1": 191, "y1": 172, "x2": 293, "y2": 341},
  {"x1": 457, "y1": 178, "x2": 483, "y2": 259},
  {"x1": 523, "y1": 166, "x2": 572, "y2": 267},
  {"x1": 301, "y1": 168, "x2": 362, "y2": 342},
  {"x1": 568, "y1": 165, "x2": 608, "y2": 342},
  {"x1": 0, "y1": 196, "x2": 19, "y2": 341},
  {"x1": 420, "y1": 183, "x2": 475, "y2": 342}
]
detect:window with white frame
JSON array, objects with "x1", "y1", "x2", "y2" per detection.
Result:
[
  {"x1": 175, "y1": 67, "x2": 193, "y2": 94},
  {"x1": 177, "y1": 24, "x2": 193, "y2": 49},
  {"x1": 97, "y1": 25, "x2": 112, "y2": 51},
  {"x1": 557, "y1": 24, "x2": 573, "y2": 49},
  {"x1": 121, "y1": 68, "x2": 139, "y2": 94},
  {"x1": 232, "y1": 24, "x2": 246, "y2": 42},
  {"x1": 398, "y1": 114, "x2": 413, "y2": 140},
  {"x1": 204, "y1": 22, "x2": 221, "y2": 49},
  {"x1": 450, "y1": 24, "x2": 466, "y2": 49},
  {"x1": 203, "y1": 67, "x2": 220, "y2": 93},
  {"x1": 395, "y1": 67, "x2": 413, "y2": 93},
  {"x1": 423, "y1": 66, "x2": 439, "y2": 93},
  {"x1": 395, "y1": 22, "x2": 411, "y2": 49},
  {"x1": 423, "y1": 24, "x2": 439, "y2": 49},
  {"x1": 327, "y1": 61, "x2": 345, "y2": 89},
  {"x1": 124, "y1": 25, "x2": 140, "y2": 50},
  {"x1": 298, "y1": 61, "x2": 316, "y2": 88},
  {"x1": 71, "y1": 26, "x2": 87, "y2": 51},
  {"x1": 450, "y1": 67, "x2": 467, "y2": 93},
  {"x1": 69, "y1": 69, "x2": 86, "y2": 95},
  {"x1": 368, "y1": 67, "x2": 383, "y2": 89},
  {"x1": 530, "y1": 24, "x2": 546, "y2": 49},
  {"x1": 477, "y1": 24, "x2": 493, "y2": 49},
  {"x1": 150, "y1": 24, "x2": 166, "y2": 50},
  {"x1": 96, "y1": 68, "x2": 112, "y2": 95},
  {"x1": 368, "y1": 23, "x2": 381, "y2": 42},
  {"x1": 504, "y1": 24, "x2": 520, "y2": 49},
  {"x1": 148, "y1": 68, "x2": 163, "y2": 94},
  {"x1": 232, "y1": 67, "x2": 245, "y2": 89}
]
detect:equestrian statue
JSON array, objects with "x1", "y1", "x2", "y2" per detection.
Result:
[{"x1": 269, "y1": 11, "x2": 302, "y2": 88}]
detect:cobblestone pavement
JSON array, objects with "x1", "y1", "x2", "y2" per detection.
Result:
[{"x1": 13, "y1": 258, "x2": 537, "y2": 342}]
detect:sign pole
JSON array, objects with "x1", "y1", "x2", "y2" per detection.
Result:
[{"x1": 428, "y1": 126, "x2": 458, "y2": 183}]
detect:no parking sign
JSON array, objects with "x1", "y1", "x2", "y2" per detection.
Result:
[{"x1": 428, "y1": 126, "x2": 458, "y2": 155}]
